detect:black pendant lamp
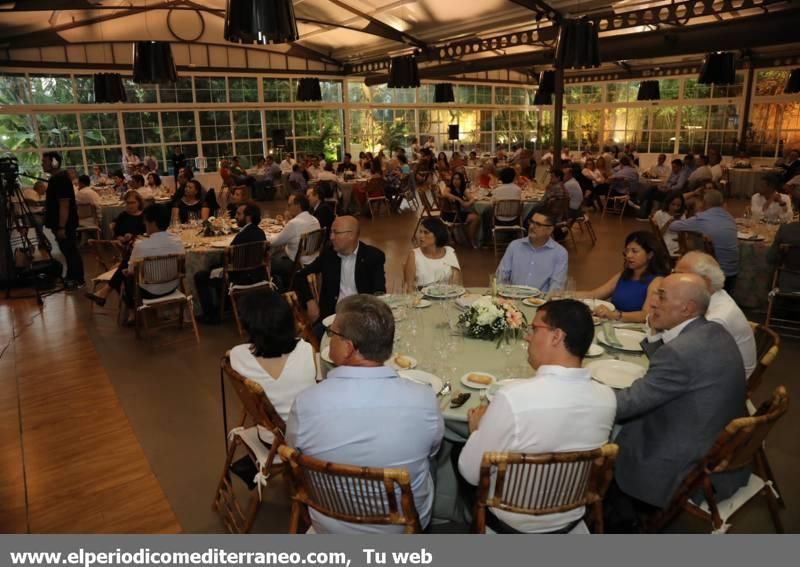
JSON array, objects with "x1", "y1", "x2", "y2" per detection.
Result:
[
  {"x1": 132, "y1": 41, "x2": 177, "y2": 84},
  {"x1": 637, "y1": 80, "x2": 661, "y2": 101},
  {"x1": 224, "y1": 0, "x2": 299, "y2": 44},
  {"x1": 434, "y1": 83, "x2": 455, "y2": 103},
  {"x1": 555, "y1": 18, "x2": 600, "y2": 69},
  {"x1": 698, "y1": 52, "x2": 736, "y2": 85},
  {"x1": 93, "y1": 73, "x2": 127, "y2": 103},
  {"x1": 784, "y1": 69, "x2": 800, "y2": 94},
  {"x1": 533, "y1": 70, "x2": 555, "y2": 105},
  {"x1": 296, "y1": 77, "x2": 322, "y2": 101},
  {"x1": 387, "y1": 55, "x2": 420, "y2": 88}
]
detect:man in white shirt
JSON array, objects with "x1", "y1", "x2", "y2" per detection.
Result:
[
  {"x1": 709, "y1": 152, "x2": 725, "y2": 184},
  {"x1": 688, "y1": 154, "x2": 713, "y2": 190},
  {"x1": 268, "y1": 193, "x2": 321, "y2": 290},
  {"x1": 306, "y1": 156, "x2": 322, "y2": 179},
  {"x1": 673, "y1": 252, "x2": 756, "y2": 379},
  {"x1": 123, "y1": 204, "x2": 184, "y2": 323},
  {"x1": 491, "y1": 167, "x2": 522, "y2": 223},
  {"x1": 90, "y1": 165, "x2": 109, "y2": 186},
  {"x1": 647, "y1": 154, "x2": 670, "y2": 179},
  {"x1": 751, "y1": 173, "x2": 793, "y2": 223},
  {"x1": 563, "y1": 164, "x2": 584, "y2": 216},
  {"x1": 280, "y1": 153, "x2": 296, "y2": 174},
  {"x1": 315, "y1": 163, "x2": 339, "y2": 182},
  {"x1": 122, "y1": 146, "x2": 140, "y2": 175},
  {"x1": 75, "y1": 174, "x2": 101, "y2": 211},
  {"x1": 459, "y1": 299, "x2": 616, "y2": 533}
]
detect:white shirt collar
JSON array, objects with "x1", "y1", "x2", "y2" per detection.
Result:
[
  {"x1": 661, "y1": 316, "x2": 699, "y2": 344},
  {"x1": 338, "y1": 243, "x2": 359, "y2": 260},
  {"x1": 534, "y1": 365, "x2": 592, "y2": 381}
]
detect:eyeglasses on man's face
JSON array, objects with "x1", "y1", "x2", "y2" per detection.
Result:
[
  {"x1": 325, "y1": 327, "x2": 349, "y2": 341},
  {"x1": 531, "y1": 221, "x2": 553, "y2": 229}
]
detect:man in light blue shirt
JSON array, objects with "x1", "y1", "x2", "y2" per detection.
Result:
[
  {"x1": 496, "y1": 211, "x2": 568, "y2": 292},
  {"x1": 286, "y1": 295, "x2": 443, "y2": 533},
  {"x1": 670, "y1": 189, "x2": 740, "y2": 291},
  {"x1": 664, "y1": 159, "x2": 689, "y2": 193}
]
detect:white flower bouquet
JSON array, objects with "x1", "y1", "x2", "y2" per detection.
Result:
[{"x1": 457, "y1": 296, "x2": 528, "y2": 346}]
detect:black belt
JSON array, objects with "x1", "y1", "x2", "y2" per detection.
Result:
[{"x1": 486, "y1": 509, "x2": 583, "y2": 534}]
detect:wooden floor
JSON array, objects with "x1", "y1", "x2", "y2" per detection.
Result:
[{"x1": 0, "y1": 294, "x2": 180, "y2": 533}]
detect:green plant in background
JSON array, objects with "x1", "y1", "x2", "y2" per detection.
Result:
[{"x1": 379, "y1": 120, "x2": 409, "y2": 153}]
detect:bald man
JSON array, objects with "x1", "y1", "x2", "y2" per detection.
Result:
[
  {"x1": 297, "y1": 215, "x2": 386, "y2": 325},
  {"x1": 606, "y1": 273, "x2": 748, "y2": 531}
]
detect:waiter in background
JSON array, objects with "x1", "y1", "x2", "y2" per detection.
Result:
[{"x1": 42, "y1": 151, "x2": 84, "y2": 289}]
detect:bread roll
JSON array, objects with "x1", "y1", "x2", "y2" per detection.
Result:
[
  {"x1": 468, "y1": 373, "x2": 493, "y2": 385},
  {"x1": 394, "y1": 355, "x2": 413, "y2": 369}
]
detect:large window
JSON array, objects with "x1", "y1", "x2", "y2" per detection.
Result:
[
  {"x1": 233, "y1": 110, "x2": 263, "y2": 166},
  {"x1": 81, "y1": 112, "x2": 120, "y2": 147},
  {"x1": 199, "y1": 111, "x2": 232, "y2": 170},
  {"x1": 123, "y1": 111, "x2": 160, "y2": 145},
  {"x1": 37, "y1": 113, "x2": 80, "y2": 147},
  {"x1": 29, "y1": 75, "x2": 74, "y2": 104},
  {"x1": 160, "y1": 78, "x2": 194, "y2": 104},
  {"x1": 195, "y1": 77, "x2": 227, "y2": 104},
  {"x1": 229, "y1": 77, "x2": 258, "y2": 103}
]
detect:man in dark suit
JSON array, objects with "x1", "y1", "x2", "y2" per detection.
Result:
[
  {"x1": 307, "y1": 185, "x2": 335, "y2": 236},
  {"x1": 194, "y1": 202, "x2": 267, "y2": 324},
  {"x1": 606, "y1": 273, "x2": 749, "y2": 532},
  {"x1": 297, "y1": 215, "x2": 385, "y2": 326}
]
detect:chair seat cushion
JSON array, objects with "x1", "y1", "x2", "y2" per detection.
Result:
[
  {"x1": 229, "y1": 426, "x2": 282, "y2": 466},
  {"x1": 92, "y1": 267, "x2": 118, "y2": 283},
  {"x1": 229, "y1": 280, "x2": 271, "y2": 293},
  {"x1": 141, "y1": 289, "x2": 188, "y2": 305},
  {"x1": 689, "y1": 473, "x2": 765, "y2": 523}
]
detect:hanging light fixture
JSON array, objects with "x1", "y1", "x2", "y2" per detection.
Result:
[
  {"x1": 555, "y1": 18, "x2": 600, "y2": 69},
  {"x1": 224, "y1": 0, "x2": 299, "y2": 44},
  {"x1": 434, "y1": 83, "x2": 455, "y2": 103},
  {"x1": 784, "y1": 68, "x2": 800, "y2": 94},
  {"x1": 93, "y1": 73, "x2": 127, "y2": 103},
  {"x1": 533, "y1": 70, "x2": 555, "y2": 105},
  {"x1": 698, "y1": 52, "x2": 737, "y2": 85},
  {"x1": 132, "y1": 41, "x2": 177, "y2": 84},
  {"x1": 637, "y1": 80, "x2": 661, "y2": 101},
  {"x1": 296, "y1": 77, "x2": 322, "y2": 101},
  {"x1": 387, "y1": 55, "x2": 420, "y2": 89}
]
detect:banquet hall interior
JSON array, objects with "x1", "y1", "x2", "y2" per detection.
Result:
[{"x1": 1, "y1": 0, "x2": 799, "y2": 535}]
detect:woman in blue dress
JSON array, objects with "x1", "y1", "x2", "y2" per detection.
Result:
[{"x1": 576, "y1": 230, "x2": 670, "y2": 323}]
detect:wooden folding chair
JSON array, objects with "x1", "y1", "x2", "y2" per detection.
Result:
[
  {"x1": 601, "y1": 179, "x2": 630, "y2": 219},
  {"x1": 765, "y1": 243, "x2": 800, "y2": 338},
  {"x1": 472, "y1": 444, "x2": 618, "y2": 534},
  {"x1": 410, "y1": 189, "x2": 443, "y2": 243},
  {"x1": 398, "y1": 174, "x2": 419, "y2": 212},
  {"x1": 220, "y1": 241, "x2": 272, "y2": 336},
  {"x1": 643, "y1": 386, "x2": 789, "y2": 534},
  {"x1": 282, "y1": 291, "x2": 320, "y2": 353},
  {"x1": 132, "y1": 253, "x2": 200, "y2": 343},
  {"x1": 287, "y1": 229, "x2": 325, "y2": 290},
  {"x1": 213, "y1": 355, "x2": 287, "y2": 533},
  {"x1": 491, "y1": 200, "x2": 524, "y2": 260},
  {"x1": 306, "y1": 273, "x2": 321, "y2": 305},
  {"x1": 747, "y1": 322, "x2": 780, "y2": 400},
  {"x1": 677, "y1": 230, "x2": 715, "y2": 257},
  {"x1": 566, "y1": 212, "x2": 597, "y2": 246},
  {"x1": 365, "y1": 177, "x2": 391, "y2": 220},
  {"x1": 76, "y1": 203, "x2": 101, "y2": 243},
  {"x1": 278, "y1": 445, "x2": 422, "y2": 534},
  {"x1": 88, "y1": 239, "x2": 124, "y2": 319}
]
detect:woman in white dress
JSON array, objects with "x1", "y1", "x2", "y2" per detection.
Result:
[
  {"x1": 230, "y1": 292, "x2": 317, "y2": 443},
  {"x1": 403, "y1": 217, "x2": 461, "y2": 290},
  {"x1": 651, "y1": 190, "x2": 685, "y2": 256}
]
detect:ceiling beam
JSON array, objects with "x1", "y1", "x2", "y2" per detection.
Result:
[
  {"x1": 324, "y1": 0, "x2": 427, "y2": 49},
  {"x1": 363, "y1": 9, "x2": 800, "y2": 84},
  {"x1": 508, "y1": 0, "x2": 560, "y2": 23}
]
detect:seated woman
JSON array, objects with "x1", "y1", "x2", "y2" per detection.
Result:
[
  {"x1": 651, "y1": 191, "x2": 685, "y2": 256},
  {"x1": 477, "y1": 163, "x2": 497, "y2": 188},
  {"x1": 231, "y1": 292, "x2": 317, "y2": 444},
  {"x1": 513, "y1": 164, "x2": 530, "y2": 187},
  {"x1": 575, "y1": 230, "x2": 670, "y2": 323},
  {"x1": 404, "y1": 217, "x2": 461, "y2": 289},
  {"x1": 436, "y1": 152, "x2": 451, "y2": 183},
  {"x1": 84, "y1": 190, "x2": 147, "y2": 307},
  {"x1": 146, "y1": 172, "x2": 168, "y2": 197},
  {"x1": 172, "y1": 179, "x2": 209, "y2": 223},
  {"x1": 440, "y1": 172, "x2": 481, "y2": 247}
]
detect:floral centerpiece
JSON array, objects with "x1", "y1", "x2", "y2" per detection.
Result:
[
  {"x1": 457, "y1": 296, "x2": 527, "y2": 347},
  {"x1": 200, "y1": 216, "x2": 226, "y2": 236},
  {"x1": 343, "y1": 170, "x2": 355, "y2": 181}
]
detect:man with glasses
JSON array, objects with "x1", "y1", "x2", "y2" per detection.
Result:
[
  {"x1": 286, "y1": 294, "x2": 443, "y2": 533},
  {"x1": 495, "y1": 211, "x2": 568, "y2": 292},
  {"x1": 606, "y1": 273, "x2": 748, "y2": 531},
  {"x1": 297, "y1": 215, "x2": 386, "y2": 326},
  {"x1": 458, "y1": 300, "x2": 616, "y2": 533}
]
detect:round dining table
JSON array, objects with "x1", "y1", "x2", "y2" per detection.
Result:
[{"x1": 319, "y1": 288, "x2": 650, "y2": 521}]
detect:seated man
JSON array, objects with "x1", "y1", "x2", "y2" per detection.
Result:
[
  {"x1": 673, "y1": 252, "x2": 756, "y2": 380},
  {"x1": 75, "y1": 175, "x2": 101, "y2": 208},
  {"x1": 307, "y1": 185, "x2": 334, "y2": 236},
  {"x1": 23, "y1": 181, "x2": 47, "y2": 218},
  {"x1": 607, "y1": 273, "x2": 748, "y2": 532},
  {"x1": 194, "y1": 202, "x2": 267, "y2": 323},
  {"x1": 670, "y1": 189, "x2": 739, "y2": 291},
  {"x1": 268, "y1": 193, "x2": 320, "y2": 290},
  {"x1": 609, "y1": 155, "x2": 639, "y2": 195},
  {"x1": 225, "y1": 186, "x2": 248, "y2": 219},
  {"x1": 316, "y1": 163, "x2": 339, "y2": 182},
  {"x1": 288, "y1": 164, "x2": 308, "y2": 192},
  {"x1": 286, "y1": 294, "x2": 443, "y2": 533},
  {"x1": 751, "y1": 173, "x2": 793, "y2": 224},
  {"x1": 687, "y1": 154, "x2": 713, "y2": 190},
  {"x1": 298, "y1": 215, "x2": 385, "y2": 325},
  {"x1": 767, "y1": 215, "x2": 800, "y2": 293},
  {"x1": 496, "y1": 211, "x2": 568, "y2": 292},
  {"x1": 336, "y1": 153, "x2": 358, "y2": 174},
  {"x1": 459, "y1": 299, "x2": 616, "y2": 533},
  {"x1": 123, "y1": 204, "x2": 184, "y2": 324},
  {"x1": 663, "y1": 159, "x2": 689, "y2": 193},
  {"x1": 647, "y1": 154, "x2": 670, "y2": 179}
]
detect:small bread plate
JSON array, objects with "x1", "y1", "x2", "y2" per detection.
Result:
[
  {"x1": 737, "y1": 231, "x2": 765, "y2": 241},
  {"x1": 522, "y1": 296, "x2": 547, "y2": 308},
  {"x1": 586, "y1": 359, "x2": 646, "y2": 389},
  {"x1": 582, "y1": 298, "x2": 617, "y2": 312},
  {"x1": 498, "y1": 285, "x2": 541, "y2": 299},
  {"x1": 422, "y1": 284, "x2": 467, "y2": 299},
  {"x1": 398, "y1": 369, "x2": 443, "y2": 392},
  {"x1": 412, "y1": 298, "x2": 432, "y2": 308},
  {"x1": 388, "y1": 354, "x2": 417, "y2": 371},
  {"x1": 456, "y1": 293, "x2": 485, "y2": 309},
  {"x1": 322, "y1": 314, "x2": 336, "y2": 328},
  {"x1": 596, "y1": 328, "x2": 646, "y2": 352},
  {"x1": 586, "y1": 343, "x2": 605, "y2": 357},
  {"x1": 460, "y1": 372, "x2": 497, "y2": 390}
]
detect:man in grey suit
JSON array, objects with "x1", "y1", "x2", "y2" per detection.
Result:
[{"x1": 607, "y1": 273, "x2": 749, "y2": 531}]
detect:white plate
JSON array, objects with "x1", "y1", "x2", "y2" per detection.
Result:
[
  {"x1": 737, "y1": 232, "x2": 765, "y2": 241},
  {"x1": 322, "y1": 314, "x2": 336, "y2": 328},
  {"x1": 422, "y1": 284, "x2": 466, "y2": 299},
  {"x1": 388, "y1": 354, "x2": 417, "y2": 370},
  {"x1": 321, "y1": 346, "x2": 333, "y2": 364},
  {"x1": 498, "y1": 285, "x2": 541, "y2": 299},
  {"x1": 209, "y1": 238, "x2": 234, "y2": 248},
  {"x1": 398, "y1": 369, "x2": 443, "y2": 392},
  {"x1": 456, "y1": 293, "x2": 485, "y2": 309},
  {"x1": 596, "y1": 328, "x2": 646, "y2": 352},
  {"x1": 460, "y1": 372, "x2": 497, "y2": 390},
  {"x1": 586, "y1": 360, "x2": 646, "y2": 389},
  {"x1": 522, "y1": 296, "x2": 547, "y2": 308},
  {"x1": 412, "y1": 299, "x2": 432, "y2": 308},
  {"x1": 586, "y1": 343, "x2": 605, "y2": 357},
  {"x1": 582, "y1": 298, "x2": 617, "y2": 312}
]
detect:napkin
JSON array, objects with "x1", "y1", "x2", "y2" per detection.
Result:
[{"x1": 602, "y1": 322, "x2": 623, "y2": 348}]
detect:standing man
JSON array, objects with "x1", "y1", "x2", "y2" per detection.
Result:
[{"x1": 43, "y1": 151, "x2": 84, "y2": 289}]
